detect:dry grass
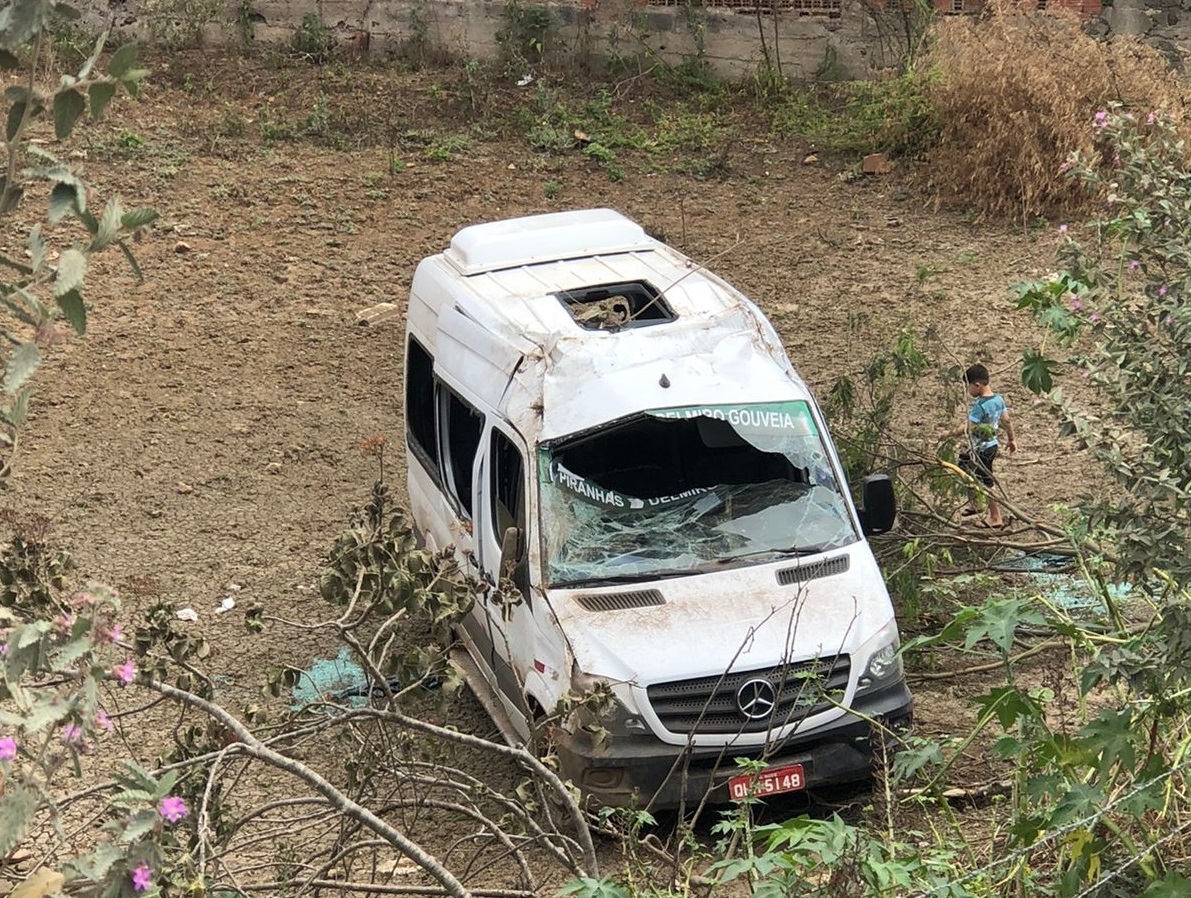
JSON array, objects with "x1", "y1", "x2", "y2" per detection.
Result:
[{"x1": 920, "y1": 0, "x2": 1190, "y2": 220}]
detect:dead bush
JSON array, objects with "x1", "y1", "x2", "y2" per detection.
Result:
[{"x1": 920, "y1": 0, "x2": 1190, "y2": 220}]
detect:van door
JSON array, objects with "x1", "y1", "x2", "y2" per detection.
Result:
[{"x1": 473, "y1": 423, "x2": 539, "y2": 740}]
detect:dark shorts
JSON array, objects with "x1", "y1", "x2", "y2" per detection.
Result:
[{"x1": 960, "y1": 444, "x2": 998, "y2": 487}]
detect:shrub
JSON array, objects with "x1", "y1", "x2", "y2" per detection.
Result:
[
  {"x1": 1015, "y1": 106, "x2": 1191, "y2": 585},
  {"x1": 921, "y1": 0, "x2": 1189, "y2": 220}
]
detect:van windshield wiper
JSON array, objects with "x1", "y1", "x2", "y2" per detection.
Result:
[
  {"x1": 555, "y1": 567, "x2": 704, "y2": 589},
  {"x1": 716, "y1": 545, "x2": 827, "y2": 565}
]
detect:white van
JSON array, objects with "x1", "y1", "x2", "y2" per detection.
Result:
[{"x1": 403, "y1": 208, "x2": 912, "y2": 810}]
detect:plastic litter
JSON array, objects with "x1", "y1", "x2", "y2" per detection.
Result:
[{"x1": 215, "y1": 597, "x2": 236, "y2": 614}]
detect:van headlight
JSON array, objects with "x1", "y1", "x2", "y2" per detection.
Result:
[
  {"x1": 857, "y1": 631, "x2": 903, "y2": 693},
  {"x1": 565, "y1": 664, "x2": 648, "y2": 736}
]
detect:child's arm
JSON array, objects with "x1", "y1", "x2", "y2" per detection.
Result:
[{"x1": 1002, "y1": 410, "x2": 1017, "y2": 453}]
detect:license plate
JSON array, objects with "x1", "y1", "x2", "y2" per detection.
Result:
[{"x1": 728, "y1": 763, "x2": 806, "y2": 800}]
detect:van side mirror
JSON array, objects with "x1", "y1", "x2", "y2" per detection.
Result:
[
  {"x1": 859, "y1": 474, "x2": 896, "y2": 535},
  {"x1": 499, "y1": 526, "x2": 521, "y2": 580}
]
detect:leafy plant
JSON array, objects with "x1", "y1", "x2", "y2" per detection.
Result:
[
  {"x1": 291, "y1": 12, "x2": 333, "y2": 63},
  {"x1": 0, "y1": 27, "x2": 154, "y2": 482},
  {"x1": 1015, "y1": 107, "x2": 1191, "y2": 584}
]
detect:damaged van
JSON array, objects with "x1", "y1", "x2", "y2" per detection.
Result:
[{"x1": 403, "y1": 208, "x2": 912, "y2": 810}]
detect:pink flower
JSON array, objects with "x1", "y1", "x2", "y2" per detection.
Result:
[
  {"x1": 1058, "y1": 224, "x2": 1068, "y2": 234},
  {"x1": 131, "y1": 863, "x2": 153, "y2": 893},
  {"x1": 1093, "y1": 110, "x2": 1109, "y2": 131},
  {"x1": 1147, "y1": 111, "x2": 1156, "y2": 125},
  {"x1": 95, "y1": 710, "x2": 113, "y2": 732},
  {"x1": 0, "y1": 737, "x2": 16, "y2": 761},
  {"x1": 113, "y1": 660, "x2": 137, "y2": 685},
  {"x1": 1069, "y1": 295, "x2": 1083, "y2": 312},
  {"x1": 62, "y1": 724, "x2": 83, "y2": 744},
  {"x1": 1058, "y1": 161, "x2": 1072, "y2": 174},
  {"x1": 1158, "y1": 285, "x2": 1168, "y2": 297},
  {"x1": 1089, "y1": 312, "x2": 1102, "y2": 324},
  {"x1": 1128, "y1": 260, "x2": 1140, "y2": 271},
  {"x1": 108, "y1": 625, "x2": 123, "y2": 645},
  {"x1": 159, "y1": 795, "x2": 189, "y2": 824}
]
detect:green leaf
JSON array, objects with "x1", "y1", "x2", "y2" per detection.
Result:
[
  {"x1": 64, "y1": 843, "x2": 124, "y2": 883},
  {"x1": 52, "y1": 88, "x2": 85, "y2": 140},
  {"x1": 1140, "y1": 873, "x2": 1191, "y2": 897},
  {"x1": 0, "y1": 293, "x2": 41, "y2": 329},
  {"x1": 27, "y1": 224, "x2": 44, "y2": 271},
  {"x1": 155, "y1": 769, "x2": 179, "y2": 798},
  {"x1": 91, "y1": 197, "x2": 121, "y2": 250},
  {"x1": 48, "y1": 182, "x2": 83, "y2": 223},
  {"x1": 76, "y1": 30, "x2": 108, "y2": 79},
  {"x1": 117, "y1": 808, "x2": 158, "y2": 844},
  {"x1": 4, "y1": 342, "x2": 39, "y2": 395},
  {"x1": 1021, "y1": 350, "x2": 1060, "y2": 394},
  {"x1": 14, "y1": 285, "x2": 49, "y2": 320},
  {"x1": 118, "y1": 760, "x2": 161, "y2": 793},
  {"x1": 0, "y1": 0, "x2": 50, "y2": 50},
  {"x1": 121, "y1": 207, "x2": 158, "y2": 230},
  {"x1": 1079, "y1": 708, "x2": 1136, "y2": 773},
  {"x1": 107, "y1": 42, "x2": 138, "y2": 78},
  {"x1": 0, "y1": 252, "x2": 32, "y2": 276},
  {"x1": 54, "y1": 247, "x2": 86, "y2": 297},
  {"x1": 87, "y1": 80, "x2": 117, "y2": 120},
  {"x1": 3, "y1": 386, "x2": 31, "y2": 430},
  {"x1": 48, "y1": 636, "x2": 92, "y2": 672},
  {"x1": 0, "y1": 50, "x2": 20, "y2": 70},
  {"x1": 56, "y1": 289, "x2": 86, "y2": 335},
  {"x1": 121, "y1": 69, "x2": 150, "y2": 99},
  {"x1": 6, "y1": 100, "x2": 26, "y2": 142},
  {"x1": 118, "y1": 239, "x2": 145, "y2": 284},
  {"x1": 106, "y1": 789, "x2": 155, "y2": 805},
  {"x1": 972, "y1": 685, "x2": 1039, "y2": 730},
  {"x1": 0, "y1": 786, "x2": 39, "y2": 860},
  {"x1": 21, "y1": 699, "x2": 72, "y2": 735}
]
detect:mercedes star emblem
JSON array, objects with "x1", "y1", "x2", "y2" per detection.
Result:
[{"x1": 736, "y1": 678, "x2": 777, "y2": 720}]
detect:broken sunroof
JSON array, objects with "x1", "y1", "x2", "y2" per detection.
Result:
[{"x1": 556, "y1": 281, "x2": 676, "y2": 331}]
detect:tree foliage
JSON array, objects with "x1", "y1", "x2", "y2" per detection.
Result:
[
  {"x1": 1015, "y1": 106, "x2": 1191, "y2": 584},
  {"x1": 0, "y1": 6, "x2": 153, "y2": 481}
]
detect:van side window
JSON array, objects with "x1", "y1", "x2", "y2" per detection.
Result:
[
  {"x1": 406, "y1": 338, "x2": 437, "y2": 469},
  {"x1": 439, "y1": 386, "x2": 483, "y2": 517},
  {"x1": 491, "y1": 430, "x2": 526, "y2": 551}
]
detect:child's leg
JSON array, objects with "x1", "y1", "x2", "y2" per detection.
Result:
[
  {"x1": 980, "y1": 446, "x2": 1003, "y2": 526},
  {"x1": 958, "y1": 450, "x2": 982, "y2": 515}
]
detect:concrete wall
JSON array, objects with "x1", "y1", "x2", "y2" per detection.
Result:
[
  {"x1": 96, "y1": 0, "x2": 1187, "y2": 80},
  {"x1": 104, "y1": 0, "x2": 925, "y2": 79}
]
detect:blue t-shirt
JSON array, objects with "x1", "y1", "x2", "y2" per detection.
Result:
[{"x1": 968, "y1": 394, "x2": 1007, "y2": 451}]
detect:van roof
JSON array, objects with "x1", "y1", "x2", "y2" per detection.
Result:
[{"x1": 413, "y1": 209, "x2": 811, "y2": 439}]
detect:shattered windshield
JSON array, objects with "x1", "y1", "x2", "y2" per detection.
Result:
[{"x1": 539, "y1": 402, "x2": 857, "y2": 587}]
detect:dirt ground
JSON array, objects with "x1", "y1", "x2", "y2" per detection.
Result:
[{"x1": 2, "y1": 48, "x2": 1095, "y2": 891}]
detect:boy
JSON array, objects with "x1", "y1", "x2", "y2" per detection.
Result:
[{"x1": 943, "y1": 364, "x2": 1017, "y2": 527}]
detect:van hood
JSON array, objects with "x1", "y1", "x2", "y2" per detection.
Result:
[{"x1": 551, "y1": 544, "x2": 892, "y2": 686}]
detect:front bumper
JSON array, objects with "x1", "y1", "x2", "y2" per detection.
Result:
[{"x1": 554, "y1": 678, "x2": 913, "y2": 811}]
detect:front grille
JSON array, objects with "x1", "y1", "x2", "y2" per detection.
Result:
[{"x1": 646, "y1": 655, "x2": 851, "y2": 735}]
